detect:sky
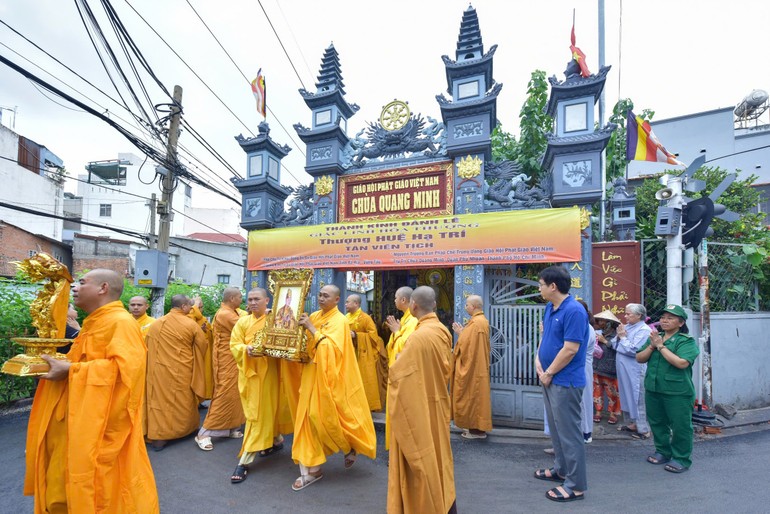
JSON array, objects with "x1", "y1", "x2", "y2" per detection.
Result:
[{"x1": 2, "y1": 0, "x2": 770, "y2": 211}]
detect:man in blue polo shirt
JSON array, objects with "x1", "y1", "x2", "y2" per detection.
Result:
[{"x1": 533, "y1": 265, "x2": 589, "y2": 503}]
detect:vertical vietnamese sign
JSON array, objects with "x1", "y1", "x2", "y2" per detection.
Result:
[{"x1": 591, "y1": 241, "x2": 641, "y2": 316}]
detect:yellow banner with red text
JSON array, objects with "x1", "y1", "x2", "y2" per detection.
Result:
[{"x1": 248, "y1": 208, "x2": 581, "y2": 270}]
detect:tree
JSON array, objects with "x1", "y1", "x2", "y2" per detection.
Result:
[{"x1": 490, "y1": 70, "x2": 552, "y2": 180}]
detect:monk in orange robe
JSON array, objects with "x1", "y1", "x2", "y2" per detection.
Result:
[
  {"x1": 345, "y1": 294, "x2": 387, "y2": 411},
  {"x1": 129, "y1": 295, "x2": 155, "y2": 336},
  {"x1": 196, "y1": 287, "x2": 246, "y2": 450},
  {"x1": 451, "y1": 294, "x2": 493, "y2": 439},
  {"x1": 388, "y1": 286, "x2": 456, "y2": 514},
  {"x1": 291, "y1": 285, "x2": 377, "y2": 491},
  {"x1": 189, "y1": 296, "x2": 215, "y2": 399},
  {"x1": 145, "y1": 294, "x2": 208, "y2": 450},
  {"x1": 25, "y1": 269, "x2": 158, "y2": 513},
  {"x1": 229, "y1": 288, "x2": 302, "y2": 483},
  {"x1": 384, "y1": 286, "x2": 417, "y2": 450}
]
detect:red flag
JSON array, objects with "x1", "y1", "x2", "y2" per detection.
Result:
[
  {"x1": 570, "y1": 24, "x2": 591, "y2": 78},
  {"x1": 251, "y1": 69, "x2": 266, "y2": 118}
]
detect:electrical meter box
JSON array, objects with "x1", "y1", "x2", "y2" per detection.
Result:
[
  {"x1": 134, "y1": 250, "x2": 169, "y2": 288},
  {"x1": 654, "y1": 206, "x2": 681, "y2": 236}
]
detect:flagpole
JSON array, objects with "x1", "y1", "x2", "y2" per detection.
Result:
[{"x1": 598, "y1": 0, "x2": 607, "y2": 241}]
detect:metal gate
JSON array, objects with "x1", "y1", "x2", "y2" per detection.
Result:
[{"x1": 486, "y1": 267, "x2": 545, "y2": 428}]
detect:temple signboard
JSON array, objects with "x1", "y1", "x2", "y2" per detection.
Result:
[
  {"x1": 591, "y1": 241, "x2": 641, "y2": 315},
  {"x1": 337, "y1": 161, "x2": 453, "y2": 222}
]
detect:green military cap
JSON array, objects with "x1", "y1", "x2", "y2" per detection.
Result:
[{"x1": 663, "y1": 304, "x2": 687, "y2": 320}]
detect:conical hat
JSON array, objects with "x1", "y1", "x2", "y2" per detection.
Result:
[{"x1": 594, "y1": 310, "x2": 621, "y2": 324}]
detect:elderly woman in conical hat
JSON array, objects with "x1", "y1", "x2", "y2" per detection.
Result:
[{"x1": 592, "y1": 310, "x2": 621, "y2": 425}]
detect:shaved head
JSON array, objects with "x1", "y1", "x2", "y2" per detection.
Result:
[
  {"x1": 318, "y1": 284, "x2": 340, "y2": 312},
  {"x1": 345, "y1": 294, "x2": 361, "y2": 314},
  {"x1": 72, "y1": 269, "x2": 124, "y2": 313},
  {"x1": 128, "y1": 295, "x2": 150, "y2": 318},
  {"x1": 410, "y1": 286, "x2": 436, "y2": 318},
  {"x1": 88, "y1": 269, "x2": 124, "y2": 299},
  {"x1": 171, "y1": 294, "x2": 189, "y2": 309},
  {"x1": 247, "y1": 287, "x2": 269, "y2": 316},
  {"x1": 396, "y1": 286, "x2": 413, "y2": 302},
  {"x1": 223, "y1": 287, "x2": 243, "y2": 308},
  {"x1": 468, "y1": 295, "x2": 483, "y2": 309}
]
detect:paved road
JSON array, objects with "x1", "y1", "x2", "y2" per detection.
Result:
[{"x1": 2, "y1": 405, "x2": 767, "y2": 513}]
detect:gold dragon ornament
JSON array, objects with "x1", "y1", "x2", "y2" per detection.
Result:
[{"x1": 1, "y1": 253, "x2": 74, "y2": 376}]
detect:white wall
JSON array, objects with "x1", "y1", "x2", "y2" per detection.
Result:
[
  {"x1": 75, "y1": 152, "x2": 191, "y2": 240},
  {"x1": 184, "y1": 206, "x2": 243, "y2": 236},
  {"x1": 0, "y1": 125, "x2": 64, "y2": 239}
]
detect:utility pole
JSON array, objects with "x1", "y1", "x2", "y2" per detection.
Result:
[
  {"x1": 150, "y1": 85, "x2": 183, "y2": 319},
  {"x1": 147, "y1": 193, "x2": 157, "y2": 249},
  {"x1": 665, "y1": 176, "x2": 684, "y2": 306},
  {"x1": 598, "y1": 0, "x2": 607, "y2": 240}
]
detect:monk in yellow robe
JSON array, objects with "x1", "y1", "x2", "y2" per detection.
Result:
[
  {"x1": 345, "y1": 294, "x2": 387, "y2": 411},
  {"x1": 25, "y1": 269, "x2": 158, "y2": 513},
  {"x1": 451, "y1": 295, "x2": 493, "y2": 438},
  {"x1": 189, "y1": 296, "x2": 215, "y2": 399},
  {"x1": 384, "y1": 286, "x2": 417, "y2": 450},
  {"x1": 292, "y1": 285, "x2": 377, "y2": 491},
  {"x1": 196, "y1": 287, "x2": 246, "y2": 451},
  {"x1": 229, "y1": 287, "x2": 301, "y2": 483},
  {"x1": 388, "y1": 286, "x2": 456, "y2": 514},
  {"x1": 129, "y1": 295, "x2": 155, "y2": 336},
  {"x1": 145, "y1": 294, "x2": 208, "y2": 450}
]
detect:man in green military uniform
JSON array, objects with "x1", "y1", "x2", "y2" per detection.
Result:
[{"x1": 636, "y1": 304, "x2": 699, "y2": 473}]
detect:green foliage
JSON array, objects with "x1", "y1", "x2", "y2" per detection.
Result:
[
  {"x1": 490, "y1": 70, "x2": 552, "y2": 180},
  {"x1": 161, "y1": 280, "x2": 229, "y2": 317},
  {"x1": 0, "y1": 279, "x2": 39, "y2": 405},
  {"x1": 516, "y1": 70, "x2": 551, "y2": 178}
]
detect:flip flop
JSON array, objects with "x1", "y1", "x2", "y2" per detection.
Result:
[
  {"x1": 292, "y1": 472, "x2": 323, "y2": 491},
  {"x1": 231, "y1": 465, "x2": 248, "y2": 484},
  {"x1": 647, "y1": 453, "x2": 671, "y2": 465},
  {"x1": 461, "y1": 431, "x2": 487, "y2": 440},
  {"x1": 534, "y1": 468, "x2": 565, "y2": 482},
  {"x1": 545, "y1": 486, "x2": 584, "y2": 503},
  {"x1": 229, "y1": 430, "x2": 244, "y2": 439},
  {"x1": 664, "y1": 460, "x2": 689, "y2": 473},
  {"x1": 631, "y1": 432, "x2": 651, "y2": 440},
  {"x1": 617, "y1": 425, "x2": 635, "y2": 432},
  {"x1": 607, "y1": 417, "x2": 618, "y2": 425},
  {"x1": 592, "y1": 415, "x2": 602, "y2": 423},
  {"x1": 344, "y1": 449, "x2": 357, "y2": 469},
  {"x1": 195, "y1": 436, "x2": 213, "y2": 451},
  {"x1": 259, "y1": 442, "x2": 284, "y2": 457}
]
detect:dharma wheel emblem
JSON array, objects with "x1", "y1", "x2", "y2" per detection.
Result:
[
  {"x1": 315, "y1": 175, "x2": 334, "y2": 197},
  {"x1": 380, "y1": 100, "x2": 410, "y2": 131}
]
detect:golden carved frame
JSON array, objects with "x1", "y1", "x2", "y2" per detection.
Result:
[{"x1": 254, "y1": 268, "x2": 314, "y2": 362}]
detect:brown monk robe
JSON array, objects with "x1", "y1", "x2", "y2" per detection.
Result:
[
  {"x1": 25, "y1": 269, "x2": 159, "y2": 513},
  {"x1": 196, "y1": 287, "x2": 247, "y2": 450},
  {"x1": 188, "y1": 296, "x2": 215, "y2": 399},
  {"x1": 145, "y1": 294, "x2": 208, "y2": 450},
  {"x1": 451, "y1": 294, "x2": 493, "y2": 438},
  {"x1": 345, "y1": 294, "x2": 387, "y2": 411},
  {"x1": 388, "y1": 286, "x2": 456, "y2": 514}
]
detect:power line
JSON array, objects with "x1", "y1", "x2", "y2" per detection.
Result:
[
  {"x1": 180, "y1": 0, "x2": 309, "y2": 185},
  {"x1": 254, "y1": 0, "x2": 307, "y2": 90},
  {"x1": 0, "y1": 200, "x2": 245, "y2": 267}
]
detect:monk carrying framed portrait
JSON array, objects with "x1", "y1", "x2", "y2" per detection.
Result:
[{"x1": 255, "y1": 268, "x2": 313, "y2": 362}]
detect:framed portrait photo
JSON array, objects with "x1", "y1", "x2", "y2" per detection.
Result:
[{"x1": 254, "y1": 268, "x2": 314, "y2": 362}]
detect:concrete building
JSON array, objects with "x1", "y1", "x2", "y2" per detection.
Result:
[
  {"x1": 169, "y1": 235, "x2": 246, "y2": 287},
  {"x1": 74, "y1": 152, "x2": 192, "y2": 240},
  {"x1": 0, "y1": 124, "x2": 65, "y2": 240},
  {"x1": 0, "y1": 221, "x2": 72, "y2": 277},
  {"x1": 627, "y1": 103, "x2": 770, "y2": 222}
]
